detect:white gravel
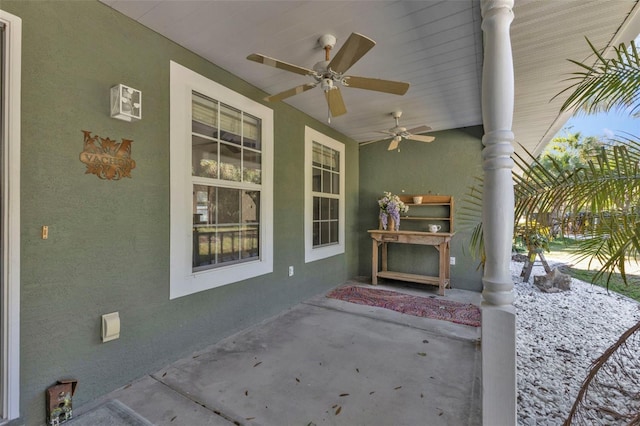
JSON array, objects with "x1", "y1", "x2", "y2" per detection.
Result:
[{"x1": 513, "y1": 259, "x2": 640, "y2": 426}]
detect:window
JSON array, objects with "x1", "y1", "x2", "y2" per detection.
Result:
[
  {"x1": 305, "y1": 127, "x2": 345, "y2": 262},
  {"x1": 170, "y1": 61, "x2": 273, "y2": 299}
]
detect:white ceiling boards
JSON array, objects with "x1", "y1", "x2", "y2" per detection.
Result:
[{"x1": 101, "y1": 0, "x2": 640, "y2": 154}]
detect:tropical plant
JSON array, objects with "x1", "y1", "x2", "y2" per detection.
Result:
[{"x1": 461, "y1": 37, "x2": 640, "y2": 288}]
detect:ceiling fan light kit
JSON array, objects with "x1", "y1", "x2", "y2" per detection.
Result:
[{"x1": 247, "y1": 32, "x2": 410, "y2": 122}]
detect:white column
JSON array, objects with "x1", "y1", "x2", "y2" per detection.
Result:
[{"x1": 480, "y1": 0, "x2": 517, "y2": 425}]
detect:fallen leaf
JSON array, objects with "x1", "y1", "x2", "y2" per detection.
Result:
[
  {"x1": 439, "y1": 412, "x2": 443, "y2": 416},
  {"x1": 161, "y1": 372, "x2": 167, "y2": 377},
  {"x1": 245, "y1": 390, "x2": 248, "y2": 396},
  {"x1": 253, "y1": 362, "x2": 262, "y2": 367},
  {"x1": 339, "y1": 393, "x2": 349, "y2": 397},
  {"x1": 422, "y1": 340, "x2": 429, "y2": 343},
  {"x1": 394, "y1": 386, "x2": 402, "y2": 390},
  {"x1": 369, "y1": 391, "x2": 375, "y2": 395},
  {"x1": 356, "y1": 368, "x2": 359, "y2": 373},
  {"x1": 246, "y1": 417, "x2": 255, "y2": 421},
  {"x1": 421, "y1": 393, "x2": 424, "y2": 398},
  {"x1": 332, "y1": 404, "x2": 338, "y2": 409},
  {"x1": 170, "y1": 416, "x2": 177, "y2": 422},
  {"x1": 335, "y1": 406, "x2": 342, "y2": 415},
  {"x1": 417, "y1": 352, "x2": 427, "y2": 357},
  {"x1": 295, "y1": 378, "x2": 300, "y2": 383}
]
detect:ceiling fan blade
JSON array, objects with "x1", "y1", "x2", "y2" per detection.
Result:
[
  {"x1": 328, "y1": 32, "x2": 375, "y2": 74},
  {"x1": 387, "y1": 136, "x2": 401, "y2": 151},
  {"x1": 406, "y1": 134, "x2": 436, "y2": 143},
  {"x1": 375, "y1": 130, "x2": 395, "y2": 136},
  {"x1": 344, "y1": 76, "x2": 410, "y2": 95},
  {"x1": 247, "y1": 53, "x2": 315, "y2": 76},
  {"x1": 265, "y1": 83, "x2": 317, "y2": 102},
  {"x1": 406, "y1": 125, "x2": 432, "y2": 134},
  {"x1": 325, "y1": 88, "x2": 347, "y2": 117}
]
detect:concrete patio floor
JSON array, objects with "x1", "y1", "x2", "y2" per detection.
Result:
[{"x1": 71, "y1": 281, "x2": 482, "y2": 426}]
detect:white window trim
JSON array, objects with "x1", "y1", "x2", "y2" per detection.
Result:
[
  {"x1": 0, "y1": 9, "x2": 21, "y2": 422},
  {"x1": 304, "y1": 127, "x2": 345, "y2": 263},
  {"x1": 169, "y1": 61, "x2": 273, "y2": 299}
]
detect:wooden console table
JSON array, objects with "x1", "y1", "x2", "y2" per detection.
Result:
[{"x1": 368, "y1": 230, "x2": 453, "y2": 296}]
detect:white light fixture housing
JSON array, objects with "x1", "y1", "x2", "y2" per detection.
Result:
[{"x1": 110, "y1": 84, "x2": 141, "y2": 121}]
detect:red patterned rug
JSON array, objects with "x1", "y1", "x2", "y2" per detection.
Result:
[{"x1": 327, "y1": 285, "x2": 481, "y2": 327}]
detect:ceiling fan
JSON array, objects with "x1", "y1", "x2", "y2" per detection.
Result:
[
  {"x1": 247, "y1": 33, "x2": 410, "y2": 121},
  {"x1": 362, "y1": 110, "x2": 435, "y2": 151}
]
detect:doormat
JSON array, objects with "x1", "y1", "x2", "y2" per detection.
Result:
[{"x1": 327, "y1": 285, "x2": 481, "y2": 327}]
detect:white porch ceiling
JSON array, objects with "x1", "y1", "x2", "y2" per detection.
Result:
[{"x1": 100, "y1": 0, "x2": 640, "y2": 155}]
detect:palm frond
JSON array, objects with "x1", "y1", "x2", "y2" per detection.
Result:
[{"x1": 556, "y1": 39, "x2": 640, "y2": 116}]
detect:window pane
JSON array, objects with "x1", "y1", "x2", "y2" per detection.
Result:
[
  {"x1": 320, "y1": 222, "x2": 330, "y2": 245},
  {"x1": 321, "y1": 198, "x2": 330, "y2": 220},
  {"x1": 313, "y1": 196, "x2": 320, "y2": 221},
  {"x1": 243, "y1": 114, "x2": 261, "y2": 150},
  {"x1": 193, "y1": 185, "x2": 215, "y2": 224},
  {"x1": 330, "y1": 148, "x2": 339, "y2": 172},
  {"x1": 192, "y1": 93, "x2": 218, "y2": 138},
  {"x1": 329, "y1": 221, "x2": 338, "y2": 243},
  {"x1": 313, "y1": 222, "x2": 320, "y2": 246},
  {"x1": 243, "y1": 151, "x2": 262, "y2": 184},
  {"x1": 192, "y1": 135, "x2": 218, "y2": 178},
  {"x1": 220, "y1": 143, "x2": 242, "y2": 181},
  {"x1": 242, "y1": 191, "x2": 260, "y2": 223},
  {"x1": 220, "y1": 104, "x2": 241, "y2": 145},
  {"x1": 330, "y1": 199, "x2": 338, "y2": 220},
  {"x1": 322, "y1": 170, "x2": 331, "y2": 194},
  {"x1": 217, "y1": 187, "x2": 240, "y2": 223},
  {"x1": 331, "y1": 171, "x2": 339, "y2": 194},
  {"x1": 312, "y1": 142, "x2": 322, "y2": 167},
  {"x1": 241, "y1": 225, "x2": 260, "y2": 259},
  {"x1": 192, "y1": 186, "x2": 262, "y2": 269},
  {"x1": 219, "y1": 228, "x2": 241, "y2": 262},
  {"x1": 312, "y1": 167, "x2": 321, "y2": 192}
]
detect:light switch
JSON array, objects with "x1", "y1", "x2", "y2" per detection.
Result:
[{"x1": 101, "y1": 312, "x2": 120, "y2": 343}]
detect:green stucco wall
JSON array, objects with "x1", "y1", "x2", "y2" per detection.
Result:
[
  {"x1": 1, "y1": 2, "x2": 359, "y2": 424},
  {"x1": 358, "y1": 127, "x2": 485, "y2": 291}
]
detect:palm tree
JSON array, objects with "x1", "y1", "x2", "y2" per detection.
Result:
[
  {"x1": 529, "y1": 38, "x2": 640, "y2": 285},
  {"x1": 498, "y1": 38, "x2": 640, "y2": 425},
  {"x1": 463, "y1": 38, "x2": 640, "y2": 286}
]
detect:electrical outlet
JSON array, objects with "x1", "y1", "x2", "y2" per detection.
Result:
[
  {"x1": 450, "y1": 257, "x2": 456, "y2": 265},
  {"x1": 288, "y1": 266, "x2": 294, "y2": 276}
]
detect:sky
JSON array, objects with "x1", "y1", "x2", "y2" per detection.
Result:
[
  {"x1": 554, "y1": 34, "x2": 639, "y2": 141},
  {"x1": 561, "y1": 112, "x2": 638, "y2": 140}
]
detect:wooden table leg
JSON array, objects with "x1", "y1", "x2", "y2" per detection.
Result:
[
  {"x1": 381, "y1": 242, "x2": 388, "y2": 272},
  {"x1": 371, "y1": 239, "x2": 379, "y2": 285},
  {"x1": 438, "y1": 242, "x2": 447, "y2": 296}
]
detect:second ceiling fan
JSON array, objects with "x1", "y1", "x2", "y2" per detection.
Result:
[
  {"x1": 362, "y1": 110, "x2": 435, "y2": 151},
  {"x1": 247, "y1": 33, "x2": 410, "y2": 120}
]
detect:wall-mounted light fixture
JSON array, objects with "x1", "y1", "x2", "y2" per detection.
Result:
[{"x1": 110, "y1": 84, "x2": 142, "y2": 122}]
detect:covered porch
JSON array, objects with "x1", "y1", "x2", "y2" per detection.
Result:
[
  {"x1": 0, "y1": 1, "x2": 639, "y2": 425},
  {"x1": 72, "y1": 281, "x2": 482, "y2": 425}
]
